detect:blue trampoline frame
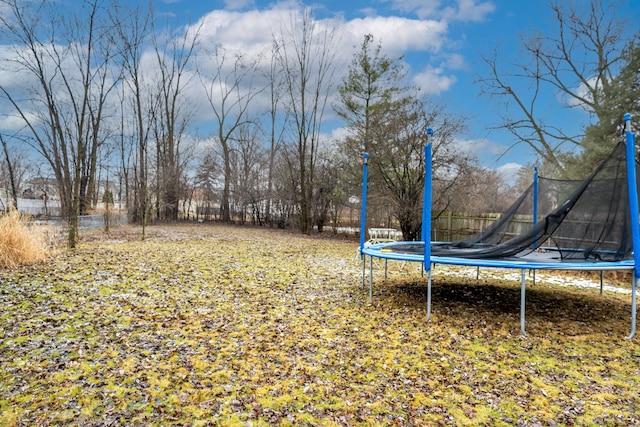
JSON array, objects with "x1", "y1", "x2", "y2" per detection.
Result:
[{"x1": 360, "y1": 114, "x2": 639, "y2": 338}]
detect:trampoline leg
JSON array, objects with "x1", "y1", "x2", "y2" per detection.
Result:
[
  {"x1": 520, "y1": 269, "x2": 527, "y2": 336},
  {"x1": 627, "y1": 275, "x2": 638, "y2": 340},
  {"x1": 600, "y1": 271, "x2": 604, "y2": 295},
  {"x1": 532, "y1": 269, "x2": 536, "y2": 286},
  {"x1": 361, "y1": 255, "x2": 365, "y2": 290},
  {"x1": 426, "y1": 269, "x2": 432, "y2": 322},
  {"x1": 384, "y1": 259, "x2": 388, "y2": 281},
  {"x1": 369, "y1": 256, "x2": 373, "y2": 303}
]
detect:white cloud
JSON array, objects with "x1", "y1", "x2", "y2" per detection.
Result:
[
  {"x1": 189, "y1": 4, "x2": 458, "y2": 120},
  {"x1": 0, "y1": 113, "x2": 35, "y2": 131},
  {"x1": 0, "y1": 0, "x2": 483, "y2": 155},
  {"x1": 443, "y1": 53, "x2": 466, "y2": 70},
  {"x1": 325, "y1": 126, "x2": 351, "y2": 147},
  {"x1": 495, "y1": 162, "x2": 523, "y2": 185},
  {"x1": 223, "y1": 0, "x2": 256, "y2": 10},
  {"x1": 195, "y1": 9, "x2": 276, "y2": 56},
  {"x1": 384, "y1": 0, "x2": 440, "y2": 19},
  {"x1": 561, "y1": 75, "x2": 599, "y2": 111},
  {"x1": 193, "y1": 7, "x2": 449, "y2": 64},
  {"x1": 454, "y1": 137, "x2": 509, "y2": 159},
  {"x1": 342, "y1": 16, "x2": 448, "y2": 55},
  {"x1": 0, "y1": 46, "x2": 36, "y2": 90},
  {"x1": 448, "y1": 138, "x2": 524, "y2": 184},
  {"x1": 358, "y1": 7, "x2": 378, "y2": 18},
  {"x1": 441, "y1": 0, "x2": 495, "y2": 22},
  {"x1": 385, "y1": 0, "x2": 495, "y2": 22},
  {"x1": 186, "y1": 0, "x2": 482, "y2": 120},
  {"x1": 413, "y1": 65, "x2": 457, "y2": 95}
]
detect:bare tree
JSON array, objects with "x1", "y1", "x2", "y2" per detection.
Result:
[
  {"x1": 368, "y1": 96, "x2": 467, "y2": 240},
  {"x1": 151, "y1": 21, "x2": 199, "y2": 221},
  {"x1": 114, "y1": 79, "x2": 136, "y2": 215},
  {"x1": 200, "y1": 46, "x2": 263, "y2": 223},
  {"x1": 434, "y1": 163, "x2": 512, "y2": 214},
  {"x1": 477, "y1": 0, "x2": 633, "y2": 176},
  {"x1": 312, "y1": 152, "x2": 344, "y2": 233},
  {"x1": 275, "y1": 8, "x2": 339, "y2": 234},
  {"x1": 0, "y1": 134, "x2": 19, "y2": 210},
  {"x1": 263, "y1": 40, "x2": 288, "y2": 227},
  {"x1": 0, "y1": 0, "x2": 119, "y2": 248},
  {"x1": 270, "y1": 151, "x2": 298, "y2": 228},
  {"x1": 233, "y1": 123, "x2": 265, "y2": 224},
  {"x1": 110, "y1": 1, "x2": 155, "y2": 236},
  {"x1": 565, "y1": 38, "x2": 640, "y2": 175}
]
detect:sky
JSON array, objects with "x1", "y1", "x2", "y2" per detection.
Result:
[
  {"x1": 143, "y1": 0, "x2": 640, "y2": 184},
  {"x1": 1, "y1": 0, "x2": 639, "y2": 185}
]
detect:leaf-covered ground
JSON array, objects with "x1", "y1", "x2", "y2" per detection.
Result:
[{"x1": 1, "y1": 223, "x2": 639, "y2": 426}]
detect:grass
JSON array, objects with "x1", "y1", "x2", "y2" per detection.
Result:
[
  {"x1": 0, "y1": 210, "x2": 50, "y2": 268},
  {"x1": 0, "y1": 223, "x2": 639, "y2": 426}
]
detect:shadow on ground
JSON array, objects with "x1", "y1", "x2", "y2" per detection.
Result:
[{"x1": 371, "y1": 277, "x2": 632, "y2": 337}]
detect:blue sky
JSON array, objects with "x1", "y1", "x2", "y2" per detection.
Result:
[
  {"x1": 143, "y1": 0, "x2": 640, "y2": 183},
  {"x1": 1, "y1": 0, "x2": 638, "y2": 184}
]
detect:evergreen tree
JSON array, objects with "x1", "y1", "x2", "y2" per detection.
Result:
[
  {"x1": 334, "y1": 34, "x2": 468, "y2": 240},
  {"x1": 334, "y1": 34, "x2": 406, "y2": 158},
  {"x1": 564, "y1": 38, "x2": 640, "y2": 178},
  {"x1": 333, "y1": 34, "x2": 408, "y2": 232}
]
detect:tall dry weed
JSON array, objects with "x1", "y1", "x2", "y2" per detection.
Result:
[{"x1": 0, "y1": 210, "x2": 49, "y2": 268}]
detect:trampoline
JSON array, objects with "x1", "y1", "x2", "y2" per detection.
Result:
[{"x1": 359, "y1": 114, "x2": 639, "y2": 338}]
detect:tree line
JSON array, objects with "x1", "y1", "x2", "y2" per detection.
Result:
[{"x1": 0, "y1": 0, "x2": 638, "y2": 248}]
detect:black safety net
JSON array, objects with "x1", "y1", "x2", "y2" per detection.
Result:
[
  {"x1": 383, "y1": 140, "x2": 639, "y2": 261},
  {"x1": 441, "y1": 176, "x2": 583, "y2": 249}
]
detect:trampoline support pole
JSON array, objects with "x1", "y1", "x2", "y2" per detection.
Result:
[
  {"x1": 532, "y1": 270, "x2": 536, "y2": 286},
  {"x1": 361, "y1": 255, "x2": 365, "y2": 290},
  {"x1": 369, "y1": 255, "x2": 373, "y2": 303},
  {"x1": 624, "y1": 113, "x2": 639, "y2": 339},
  {"x1": 628, "y1": 276, "x2": 637, "y2": 340},
  {"x1": 600, "y1": 271, "x2": 603, "y2": 295},
  {"x1": 384, "y1": 259, "x2": 388, "y2": 281},
  {"x1": 520, "y1": 268, "x2": 527, "y2": 336},
  {"x1": 426, "y1": 269, "x2": 432, "y2": 322}
]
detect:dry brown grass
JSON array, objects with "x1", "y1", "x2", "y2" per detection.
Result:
[{"x1": 0, "y1": 210, "x2": 50, "y2": 268}]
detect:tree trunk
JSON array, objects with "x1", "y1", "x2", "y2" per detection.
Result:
[{"x1": 0, "y1": 135, "x2": 18, "y2": 211}]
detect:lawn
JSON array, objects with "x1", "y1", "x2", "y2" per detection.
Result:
[{"x1": 1, "y1": 223, "x2": 639, "y2": 426}]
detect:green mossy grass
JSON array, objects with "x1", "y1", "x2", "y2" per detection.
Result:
[{"x1": 1, "y1": 224, "x2": 638, "y2": 425}]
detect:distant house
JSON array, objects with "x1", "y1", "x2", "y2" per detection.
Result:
[{"x1": 1, "y1": 179, "x2": 62, "y2": 217}]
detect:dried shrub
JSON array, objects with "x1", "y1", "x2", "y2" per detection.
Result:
[{"x1": 0, "y1": 210, "x2": 49, "y2": 268}]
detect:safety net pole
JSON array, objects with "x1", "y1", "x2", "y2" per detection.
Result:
[
  {"x1": 423, "y1": 129, "x2": 433, "y2": 320},
  {"x1": 531, "y1": 166, "x2": 539, "y2": 285},
  {"x1": 533, "y1": 166, "x2": 539, "y2": 226},
  {"x1": 624, "y1": 113, "x2": 639, "y2": 339},
  {"x1": 422, "y1": 130, "x2": 433, "y2": 268},
  {"x1": 520, "y1": 269, "x2": 527, "y2": 336},
  {"x1": 360, "y1": 153, "x2": 369, "y2": 290}
]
